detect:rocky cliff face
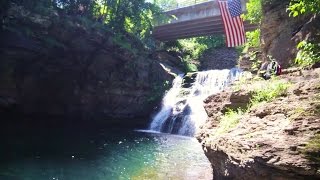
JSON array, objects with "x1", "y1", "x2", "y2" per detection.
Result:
[
  {"x1": 260, "y1": 0, "x2": 319, "y2": 68},
  {"x1": 197, "y1": 69, "x2": 320, "y2": 179},
  {"x1": 200, "y1": 47, "x2": 238, "y2": 70},
  {"x1": 0, "y1": 4, "x2": 179, "y2": 121}
]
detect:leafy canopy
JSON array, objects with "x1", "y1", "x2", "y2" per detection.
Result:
[
  {"x1": 242, "y1": 0, "x2": 262, "y2": 24},
  {"x1": 10, "y1": 0, "x2": 165, "y2": 40}
]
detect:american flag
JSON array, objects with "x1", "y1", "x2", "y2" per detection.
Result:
[{"x1": 218, "y1": 0, "x2": 246, "y2": 47}]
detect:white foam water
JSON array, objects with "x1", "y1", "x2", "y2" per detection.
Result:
[{"x1": 149, "y1": 68, "x2": 242, "y2": 136}]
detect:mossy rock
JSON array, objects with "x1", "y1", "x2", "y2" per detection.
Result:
[{"x1": 182, "y1": 72, "x2": 197, "y2": 88}]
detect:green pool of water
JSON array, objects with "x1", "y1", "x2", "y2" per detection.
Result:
[{"x1": 0, "y1": 127, "x2": 212, "y2": 180}]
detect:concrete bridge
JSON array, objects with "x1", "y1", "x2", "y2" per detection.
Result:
[{"x1": 153, "y1": 0, "x2": 257, "y2": 41}]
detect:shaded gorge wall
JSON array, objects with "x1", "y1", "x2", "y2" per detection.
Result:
[{"x1": 0, "y1": 4, "x2": 180, "y2": 123}]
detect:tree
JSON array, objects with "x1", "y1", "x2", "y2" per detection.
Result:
[
  {"x1": 153, "y1": 0, "x2": 177, "y2": 11},
  {"x1": 242, "y1": 0, "x2": 262, "y2": 24},
  {"x1": 288, "y1": 0, "x2": 320, "y2": 17}
]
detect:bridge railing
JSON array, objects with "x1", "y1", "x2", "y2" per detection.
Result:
[{"x1": 161, "y1": 0, "x2": 213, "y2": 12}]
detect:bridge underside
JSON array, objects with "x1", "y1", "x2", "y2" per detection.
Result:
[{"x1": 153, "y1": 16, "x2": 257, "y2": 41}]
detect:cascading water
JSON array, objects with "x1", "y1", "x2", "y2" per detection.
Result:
[
  {"x1": 149, "y1": 68, "x2": 242, "y2": 136},
  {"x1": 149, "y1": 74, "x2": 184, "y2": 133}
]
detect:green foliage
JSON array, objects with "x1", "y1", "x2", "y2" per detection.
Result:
[
  {"x1": 182, "y1": 56, "x2": 198, "y2": 72},
  {"x1": 243, "y1": 29, "x2": 260, "y2": 52},
  {"x1": 162, "y1": 35, "x2": 225, "y2": 72},
  {"x1": 215, "y1": 108, "x2": 244, "y2": 135},
  {"x1": 154, "y1": 0, "x2": 211, "y2": 11},
  {"x1": 251, "y1": 79, "x2": 291, "y2": 105},
  {"x1": 288, "y1": 0, "x2": 320, "y2": 17},
  {"x1": 242, "y1": 0, "x2": 262, "y2": 24},
  {"x1": 165, "y1": 35, "x2": 225, "y2": 60},
  {"x1": 15, "y1": 0, "x2": 165, "y2": 52},
  {"x1": 214, "y1": 79, "x2": 291, "y2": 136},
  {"x1": 195, "y1": 35, "x2": 225, "y2": 49},
  {"x1": 288, "y1": 1, "x2": 320, "y2": 67},
  {"x1": 153, "y1": 0, "x2": 177, "y2": 10},
  {"x1": 178, "y1": 38, "x2": 206, "y2": 60},
  {"x1": 240, "y1": 0, "x2": 262, "y2": 71},
  {"x1": 12, "y1": 0, "x2": 161, "y2": 44},
  {"x1": 295, "y1": 40, "x2": 320, "y2": 67},
  {"x1": 248, "y1": 51, "x2": 262, "y2": 72},
  {"x1": 240, "y1": 29, "x2": 261, "y2": 72}
]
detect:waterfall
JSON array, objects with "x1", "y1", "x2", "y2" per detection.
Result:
[{"x1": 149, "y1": 68, "x2": 242, "y2": 136}]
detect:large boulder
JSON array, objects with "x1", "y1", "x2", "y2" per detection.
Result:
[{"x1": 197, "y1": 69, "x2": 320, "y2": 179}]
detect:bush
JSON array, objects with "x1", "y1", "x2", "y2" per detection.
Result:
[
  {"x1": 195, "y1": 35, "x2": 225, "y2": 49},
  {"x1": 295, "y1": 40, "x2": 320, "y2": 67},
  {"x1": 240, "y1": 0, "x2": 262, "y2": 71},
  {"x1": 243, "y1": 29, "x2": 260, "y2": 53},
  {"x1": 288, "y1": 0, "x2": 320, "y2": 17},
  {"x1": 182, "y1": 56, "x2": 198, "y2": 72}
]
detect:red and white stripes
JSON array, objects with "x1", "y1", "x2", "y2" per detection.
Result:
[{"x1": 218, "y1": 1, "x2": 246, "y2": 47}]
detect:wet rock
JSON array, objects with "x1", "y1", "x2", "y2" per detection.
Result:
[{"x1": 182, "y1": 72, "x2": 197, "y2": 88}]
